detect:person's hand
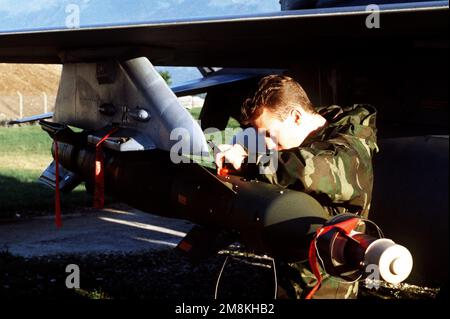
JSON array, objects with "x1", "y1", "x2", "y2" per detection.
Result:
[{"x1": 214, "y1": 144, "x2": 248, "y2": 173}]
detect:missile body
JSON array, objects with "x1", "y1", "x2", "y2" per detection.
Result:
[
  {"x1": 51, "y1": 137, "x2": 413, "y2": 284},
  {"x1": 54, "y1": 140, "x2": 328, "y2": 260}
]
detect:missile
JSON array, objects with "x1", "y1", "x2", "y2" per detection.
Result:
[
  {"x1": 40, "y1": 123, "x2": 413, "y2": 285},
  {"x1": 314, "y1": 214, "x2": 413, "y2": 284}
]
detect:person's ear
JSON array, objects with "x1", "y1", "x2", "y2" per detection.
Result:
[{"x1": 290, "y1": 108, "x2": 302, "y2": 125}]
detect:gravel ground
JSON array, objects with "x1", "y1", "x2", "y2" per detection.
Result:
[
  {"x1": 0, "y1": 249, "x2": 276, "y2": 299},
  {"x1": 0, "y1": 247, "x2": 441, "y2": 300}
]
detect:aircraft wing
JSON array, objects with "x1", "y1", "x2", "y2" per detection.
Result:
[
  {"x1": 172, "y1": 73, "x2": 260, "y2": 97},
  {"x1": 0, "y1": 1, "x2": 448, "y2": 67},
  {"x1": 8, "y1": 112, "x2": 54, "y2": 125}
]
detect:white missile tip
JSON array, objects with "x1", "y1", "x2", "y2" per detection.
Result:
[{"x1": 365, "y1": 239, "x2": 413, "y2": 284}]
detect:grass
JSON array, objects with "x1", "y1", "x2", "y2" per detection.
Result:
[
  {"x1": 0, "y1": 124, "x2": 91, "y2": 218},
  {"x1": 189, "y1": 106, "x2": 202, "y2": 120},
  {"x1": 0, "y1": 124, "x2": 53, "y2": 156}
]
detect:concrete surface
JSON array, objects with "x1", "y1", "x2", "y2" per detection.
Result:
[{"x1": 0, "y1": 205, "x2": 194, "y2": 257}]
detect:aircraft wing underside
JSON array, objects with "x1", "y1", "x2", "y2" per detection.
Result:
[{"x1": 0, "y1": 1, "x2": 448, "y2": 67}]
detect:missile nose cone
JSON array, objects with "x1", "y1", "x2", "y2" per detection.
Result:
[
  {"x1": 382, "y1": 245, "x2": 413, "y2": 284},
  {"x1": 390, "y1": 256, "x2": 411, "y2": 276},
  {"x1": 365, "y1": 239, "x2": 413, "y2": 284}
]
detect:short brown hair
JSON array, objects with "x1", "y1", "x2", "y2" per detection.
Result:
[{"x1": 240, "y1": 75, "x2": 314, "y2": 126}]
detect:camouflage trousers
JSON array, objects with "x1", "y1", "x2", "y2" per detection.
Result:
[{"x1": 276, "y1": 261, "x2": 359, "y2": 299}]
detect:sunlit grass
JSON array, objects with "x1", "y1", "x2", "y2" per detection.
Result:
[
  {"x1": 0, "y1": 125, "x2": 90, "y2": 217},
  {"x1": 0, "y1": 124, "x2": 52, "y2": 156}
]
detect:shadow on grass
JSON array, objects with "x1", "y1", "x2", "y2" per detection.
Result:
[
  {"x1": 0, "y1": 249, "x2": 276, "y2": 300},
  {"x1": 0, "y1": 173, "x2": 92, "y2": 219}
]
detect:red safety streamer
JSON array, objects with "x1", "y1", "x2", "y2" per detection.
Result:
[
  {"x1": 54, "y1": 137, "x2": 62, "y2": 228},
  {"x1": 93, "y1": 127, "x2": 119, "y2": 209},
  {"x1": 305, "y1": 217, "x2": 360, "y2": 299}
]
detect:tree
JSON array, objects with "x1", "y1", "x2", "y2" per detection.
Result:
[{"x1": 159, "y1": 70, "x2": 172, "y2": 86}]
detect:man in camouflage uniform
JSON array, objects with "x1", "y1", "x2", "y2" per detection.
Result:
[{"x1": 215, "y1": 75, "x2": 378, "y2": 299}]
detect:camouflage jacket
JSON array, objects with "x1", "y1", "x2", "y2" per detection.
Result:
[{"x1": 257, "y1": 104, "x2": 378, "y2": 218}]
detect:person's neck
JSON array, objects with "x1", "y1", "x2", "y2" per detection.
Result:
[{"x1": 298, "y1": 113, "x2": 327, "y2": 145}]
